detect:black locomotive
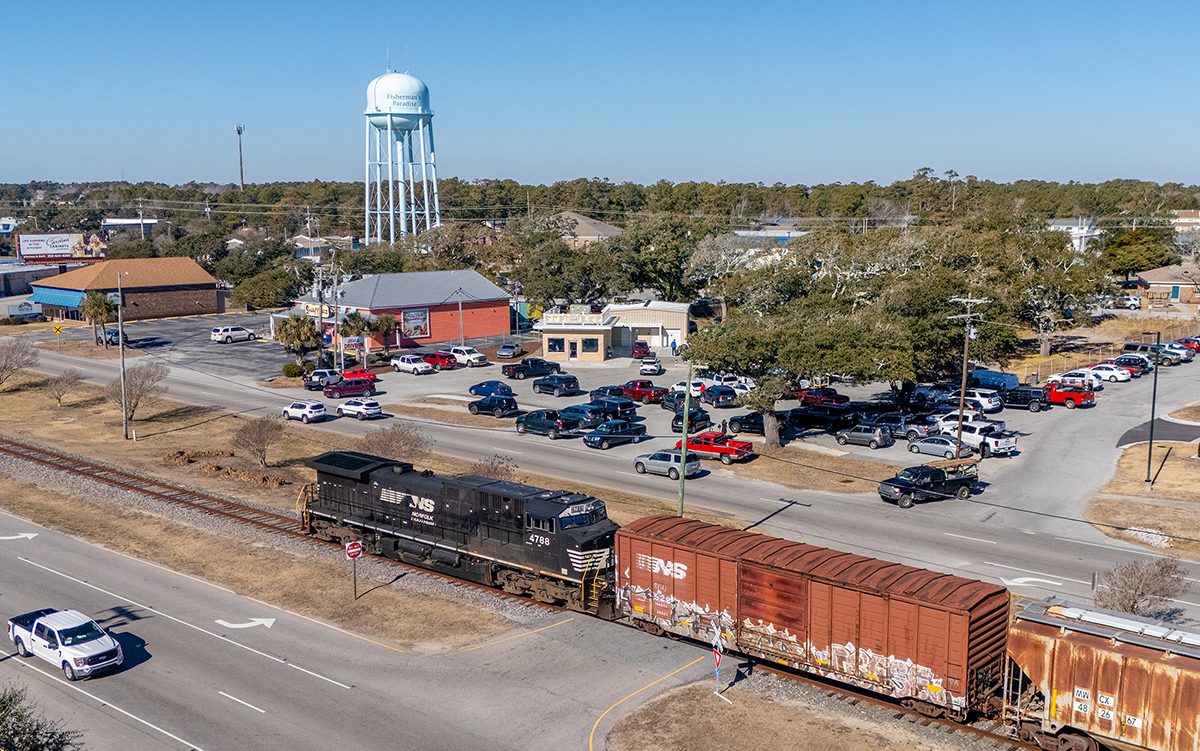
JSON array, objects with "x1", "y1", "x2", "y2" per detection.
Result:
[{"x1": 302, "y1": 452, "x2": 618, "y2": 613}]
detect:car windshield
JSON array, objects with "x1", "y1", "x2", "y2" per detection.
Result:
[
  {"x1": 896, "y1": 470, "x2": 920, "y2": 482},
  {"x1": 59, "y1": 621, "x2": 105, "y2": 646}
]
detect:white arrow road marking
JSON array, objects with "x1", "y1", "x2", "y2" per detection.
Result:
[
  {"x1": 985, "y1": 561, "x2": 1086, "y2": 586},
  {"x1": 0, "y1": 533, "x2": 38, "y2": 541},
  {"x1": 215, "y1": 618, "x2": 276, "y2": 629},
  {"x1": 1001, "y1": 576, "x2": 1063, "y2": 587}
]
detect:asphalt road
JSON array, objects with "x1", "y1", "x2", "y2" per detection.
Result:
[
  {"x1": 12, "y1": 323, "x2": 1200, "y2": 624},
  {"x1": 0, "y1": 509, "x2": 706, "y2": 751}
]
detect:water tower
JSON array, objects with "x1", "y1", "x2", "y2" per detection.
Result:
[{"x1": 363, "y1": 70, "x2": 442, "y2": 245}]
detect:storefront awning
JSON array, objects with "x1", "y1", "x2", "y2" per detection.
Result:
[{"x1": 29, "y1": 287, "x2": 86, "y2": 309}]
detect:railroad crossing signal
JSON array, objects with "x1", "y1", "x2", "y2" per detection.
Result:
[
  {"x1": 52, "y1": 325, "x2": 62, "y2": 335},
  {"x1": 345, "y1": 540, "x2": 363, "y2": 559}
]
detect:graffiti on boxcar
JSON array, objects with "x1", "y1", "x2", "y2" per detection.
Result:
[{"x1": 615, "y1": 584, "x2": 734, "y2": 636}]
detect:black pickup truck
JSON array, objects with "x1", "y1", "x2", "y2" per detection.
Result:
[
  {"x1": 877, "y1": 459, "x2": 980, "y2": 509},
  {"x1": 501, "y1": 357, "x2": 561, "y2": 380}
]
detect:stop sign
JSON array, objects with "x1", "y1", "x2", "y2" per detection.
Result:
[{"x1": 345, "y1": 541, "x2": 363, "y2": 560}]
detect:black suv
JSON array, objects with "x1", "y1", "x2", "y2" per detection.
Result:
[
  {"x1": 532, "y1": 374, "x2": 580, "y2": 397},
  {"x1": 700, "y1": 385, "x2": 739, "y2": 408},
  {"x1": 660, "y1": 390, "x2": 690, "y2": 413},
  {"x1": 788, "y1": 404, "x2": 860, "y2": 431},
  {"x1": 515, "y1": 409, "x2": 581, "y2": 439},
  {"x1": 998, "y1": 386, "x2": 1048, "y2": 412},
  {"x1": 589, "y1": 397, "x2": 637, "y2": 421},
  {"x1": 671, "y1": 406, "x2": 712, "y2": 433},
  {"x1": 589, "y1": 385, "x2": 626, "y2": 401},
  {"x1": 468, "y1": 395, "x2": 520, "y2": 418}
]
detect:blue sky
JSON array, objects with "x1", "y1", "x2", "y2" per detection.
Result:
[{"x1": 3, "y1": 1, "x2": 1196, "y2": 185}]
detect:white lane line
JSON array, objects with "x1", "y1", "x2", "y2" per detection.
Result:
[
  {"x1": 288, "y1": 663, "x2": 352, "y2": 689},
  {"x1": 13, "y1": 660, "x2": 205, "y2": 750},
  {"x1": 983, "y1": 561, "x2": 1090, "y2": 586},
  {"x1": 944, "y1": 533, "x2": 996, "y2": 545},
  {"x1": 18, "y1": 557, "x2": 350, "y2": 690},
  {"x1": 219, "y1": 691, "x2": 266, "y2": 714}
]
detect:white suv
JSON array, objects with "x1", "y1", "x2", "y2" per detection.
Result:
[
  {"x1": 960, "y1": 388, "x2": 1003, "y2": 413},
  {"x1": 336, "y1": 398, "x2": 382, "y2": 420},
  {"x1": 449, "y1": 346, "x2": 487, "y2": 367},
  {"x1": 282, "y1": 400, "x2": 327, "y2": 423},
  {"x1": 211, "y1": 326, "x2": 256, "y2": 343},
  {"x1": 391, "y1": 354, "x2": 434, "y2": 375}
]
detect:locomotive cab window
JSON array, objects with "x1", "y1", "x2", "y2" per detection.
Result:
[
  {"x1": 526, "y1": 515, "x2": 555, "y2": 533},
  {"x1": 561, "y1": 502, "x2": 608, "y2": 529}
]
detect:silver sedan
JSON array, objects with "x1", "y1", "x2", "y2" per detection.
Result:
[
  {"x1": 633, "y1": 449, "x2": 702, "y2": 480},
  {"x1": 907, "y1": 435, "x2": 974, "y2": 460}
]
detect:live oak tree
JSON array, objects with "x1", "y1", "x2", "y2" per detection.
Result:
[{"x1": 1100, "y1": 228, "x2": 1180, "y2": 280}]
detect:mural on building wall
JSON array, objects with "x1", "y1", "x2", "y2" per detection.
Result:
[{"x1": 401, "y1": 308, "x2": 430, "y2": 338}]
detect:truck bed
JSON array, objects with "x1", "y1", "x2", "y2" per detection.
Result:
[{"x1": 9, "y1": 608, "x2": 57, "y2": 632}]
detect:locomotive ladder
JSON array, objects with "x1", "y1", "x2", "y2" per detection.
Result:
[{"x1": 579, "y1": 562, "x2": 608, "y2": 614}]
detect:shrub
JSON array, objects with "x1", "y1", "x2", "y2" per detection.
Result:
[
  {"x1": 303, "y1": 360, "x2": 317, "y2": 373},
  {"x1": 0, "y1": 316, "x2": 28, "y2": 326},
  {"x1": 281, "y1": 363, "x2": 304, "y2": 378}
]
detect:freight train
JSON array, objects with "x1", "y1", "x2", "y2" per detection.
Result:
[{"x1": 302, "y1": 452, "x2": 1199, "y2": 751}]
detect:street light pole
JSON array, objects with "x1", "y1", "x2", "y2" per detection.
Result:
[
  {"x1": 117, "y1": 272, "x2": 129, "y2": 440},
  {"x1": 1144, "y1": 330, "x2": 1160, "y2": 485},
  {"x1": 949, "y1": 297, "x2": 988, "y2": 456},
  {"x1": 676, "y1": 361, "x2": 693, "y2": 517}
]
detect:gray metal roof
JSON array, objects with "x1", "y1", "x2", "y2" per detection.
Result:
[{"x1": 301, "y1": 269, "x2": 509, "y2": 310}]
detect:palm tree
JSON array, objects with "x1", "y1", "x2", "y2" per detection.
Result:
[
  {"x1": 371, "y1": 314, "x2": 397, "y2": 356},
  {"x1": 274, "y1": 314, "x2": 319, "y2": 365},
  {"x1": 80, "y1": 291, "x2": 116, "y2": 348}
]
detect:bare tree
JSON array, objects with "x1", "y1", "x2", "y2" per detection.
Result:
[
  {"x1": 466, "y1": 453, "x2": 520, "y2": 482},
  {"x1": 103, "y1": 361, "x2": 169, "y2": 421},
  {"x1": 43, "y1": 368, "x2": 82, "y2": 407},
  {"x1": 0, "y1": 338, "x2": 39, "y2": 389},
  {"x1": 232, "y1": 416, "x2": 285, "y2": 468},
  {"x1": 1095, "y1": 557, "x2": 1190, "y2": 617},
  {"x1": 359, "y1": 422, "x2": 433, "y2": 464}
]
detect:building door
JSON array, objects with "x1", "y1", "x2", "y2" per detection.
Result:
[
  {"x1": 1170, "y1": 285, "x2": 1181, "y2": 301},
  {"x1": 569, "y1": 341, "x2": 578, "y2": 359}
]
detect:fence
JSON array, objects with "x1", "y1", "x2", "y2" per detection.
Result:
[{"x1": 1008, "y1": 320, "x2": 1197, "y2": 385}]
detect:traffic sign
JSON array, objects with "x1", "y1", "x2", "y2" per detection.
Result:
[
  {"x1": 52, "y1": 325, "x2": 62, "y2": 335},
  {"x1": 345, "y1": 541, "x2": 363, "y2": 560}
]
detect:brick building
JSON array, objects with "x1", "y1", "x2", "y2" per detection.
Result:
[
  {"x1": 292, "y1": 269, "x2": 511, "y2": 350},
  {"x1": 30, "y1": 257, "x2": 220, "y2": 320}
]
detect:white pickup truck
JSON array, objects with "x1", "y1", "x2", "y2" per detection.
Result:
[
  {"x1": 8, "y1": 608, "x2": 123, "y2": 680},
  {"x1": 940, "y1": 420, "x2": 1018, "y2": 457},
  {"x1": 448, "y1": 346, "x2": 488, "y2": 367}
]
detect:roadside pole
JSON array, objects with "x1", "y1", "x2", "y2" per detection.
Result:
[
  {"x1": 117, "y1": 273, "x2": 129, "y2": 440},
  {"x1": 1144, "y1": 330, "x2": 1160, "y2": 486},
  {"x1": 676, "y1": 361, "x2": 693, "y2": 517},
  {"x1": 948, "y1": 297, "x2": 988, "y2": 456},
  {"x1": 346, "y1": 540, "x2": 363, "y2": 600}
]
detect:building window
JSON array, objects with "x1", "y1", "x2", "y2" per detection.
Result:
[
  {"x1": 547, "y1": 337, "x2": 565, "y2": 353},
  {"x1": 582, "y1": 338, "x2": 599, "y2": 353}
]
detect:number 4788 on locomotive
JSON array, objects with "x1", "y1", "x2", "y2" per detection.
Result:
[{"x1": 300, "y1": 452, "x2": 618, "y2": 612}]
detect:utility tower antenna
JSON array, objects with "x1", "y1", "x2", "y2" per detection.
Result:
[
  {"x1": 948, "y1": 296, "x2": 990, "y2": 456},
  {"x1": 235, "y1": 124, "x2": 246, "y2": 192}
]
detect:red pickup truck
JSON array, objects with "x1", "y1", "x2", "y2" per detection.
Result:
[
  {"x1": 1043, "y1": 383, "x2": 1095, "y2": 409},
  {"x1": 340, "y1": 367, "x2": 378, "y2": 382},
  {"x1": 622, "y1": 379, "x2": 669, "y2": 404},
  {"x1": 674, "y1": 431, "x2": 755, "y2": 465},
  {"x1": 798, "y1": 387, "x2": 849, "y2": 406}
]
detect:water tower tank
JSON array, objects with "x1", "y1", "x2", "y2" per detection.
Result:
[{"x1": 365, "y1": 71, "x2": 431, "y2": 133}]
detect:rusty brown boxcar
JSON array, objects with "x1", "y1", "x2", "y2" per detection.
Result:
[
  {"x1": 615, "y1": 516, "x2": 1010, "y2": 718},
  {"x1": 1005, "y1": 598, "x2": 1200, "y2": 751}
]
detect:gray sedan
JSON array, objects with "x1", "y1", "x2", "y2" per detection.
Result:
[
  {"x1": 907, "y1": 435, "x2": 974, "y2": 460},
  {"x1": 633, "y1": 449, "x2": 702, "y2": 480}
]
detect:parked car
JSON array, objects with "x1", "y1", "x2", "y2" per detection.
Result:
[
  {"x1": 998, "y1": 386, "x2": 1048, "y2": 412},
  {"x1": 1175, "y1": 337, "x2": 1200, "y2": 352},
  {"x1": 966, "y1": 369, "x2": 1020, "y2": 391},
  {"x1": 675, "y1": 431, "x2": 755, "y2": 464},
  {"x1": 96, "y1": 328, "x2": 127, "y2": 346},
  {"x1": 929, "y1": 410, "x2": 987, "y2": 431},
  {"x1": 210, "y1": 325, "x2": 256, "y2": 343},
  {"x1": 304, "y1": 369, "x2": 342, "y2": 391},
  {"x1": 908, "y1": 435, "x2": 974, "y2": 459},
  {"x1": 560, "y1": 403, "x2": 609, "y2": 430},
  {"x1": 700, "y1": 385, "x2": 740, "y2": 408},
  {"x1": 958, "y1": 388, "x2": 1004, "y2": 413},
  {"x1": 877, "y1": 460, "x2": 980, "y2": 508},
  {"x1": 910, "y1": 383, "x2": 958, "y2": 405},
  {"x1": 1123, "y1": 341, "x2": 1181, "y2": 366},
  {"x1": 449, "y1": 346, "x2": 488, "y2": 367},
  {"x1": 1085, "y1": 363, "x2": 1132, "y2": 383},
  {"x1": 336, "y1": 398, "x2": 383, "y2": 420},
  {"x1": 1043, "y1": 382, "x2": 1095, "y2": 409},
  {"x1": 8, "y1": 609, "x2": 123, "y2": 681},
  {"x1": 1097, "y1": 358, "x2": 1143, "y2": 378},
  {"x1": 582, "y1": 420, "x2": 647, "y2": 450},
  {"x1": 501, "y1": 357, "x2": 561, "y2": 380},
  {"x1": 670, "y1": 380, "x2": 707, "y2": 398},
  {"x1": 495, "y1": 341, "x2": 525, "y2": 359},
  {"x1": 834, "y1": 424, "x2": 895, "y2": 450},
  {"x1": 1110, "y1": 354, "x2": 1153, "y2": 375},
  {"x1": 633, "y1": 449, "x2": 702, "y2": 480},
  {"x1": 1046, "y1": 370, "x2": 1104, "y2": 390},
  {"x1": 1122, "y1": 294, "x2": 1141, "y2": 310},
  {"x1": 468, "y1": 380, "x2": 515, "y2": 397},
  {"x1": 639, "y1": 357, "x2": 663, "y2": 375},
  {"x1": 421, "y1": 351, "x2": 459, "y2": 370},
  {"x1": 532, "y1": 374, "x2": 580, "y2": 397},
  {"x1": 591, "y1": 385, "x2": 627, "y2": 401},
  {"x1": 340, "y1": 367, "x2": 378, "y2": 383},
  {"x1": 468, "y1": 395, "x2": 520, "y2": 418},
  {"x1": 324, "y1": 377, "x2": 375, "y2": 399},
  {"x1": 866, "y1": 412, "x2": 939, "y2": 441},
  {"x1": 622, "y1": 379, "x2": 669, "y2": 404},
  {"x1": 787, "y1": 405, "x2": 860, "y2": 431},
  {"x1": 660, "y1": 390, "x2": 688, "y2": 413},
  {"x1": 798, "y1": 387, "x2": 850, "y2": 407},
  {"x1": 589, "y1": 398, "x2": 638, "y2": 422},
  {"x1": 1159, "y1": 342, "x2": 1195, "y2": 362},
  {"x1": 728, "y1": 412, "x2": 770, "y2": 435},
  {"x1": 671, "y1": 407, "x2": 712, "y2": 433},
  {"x1": 282, "y1": 400, "x2": 328, "y2": 423},
  {"x1": 515, "y1": 409, "x2": 581, "y2": 439},
  {"x1": 391, "y1": 354, "x2": 435, "y2": 375},
  {"x1": 631, "y1": 340, "x2": 652, "y2": 358},
  {"x1": 939, "y1": 420, "x2": 1018, "y2": 457}
]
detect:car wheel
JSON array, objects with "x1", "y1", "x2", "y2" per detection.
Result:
[
  {"x1": 548, "y1": 428, "x2": 560, "y2": 440},
  {"x1": 600, "y1": 439, "x2": 611, "y2": 450},
  {"x1": 224, "y1": 336, "x2": 232, "y2": 343},
  {"x1": 1065, "y1": 399, "x2": 1077, "y2": 409},
  {"x1": 14, "y1": 638, "x2": 28, "y2": 658},
  {"x1": 720, "y1": 454, "x2": 732, "y2": 465},
  {"x1": 1108, "y1": 375, "x2": 1117, "y2": 382},
  {"x1": 1028, "y1": 401, "x2": 1042, "y2": 413},
  {"x1": 433, "y1": 363, "x2": 442, "y2": 371},
  {"x1": 468, "y1": 404, "x2": 480, "y2": 415},
  {"x1": 357, "y1": 412, "x2": 366, "y2": 421},
  {"x1": 63, "y1": 662, "x2": 78, "y2": 682},
  {"x1": 730, "y1": 421, "x2": 742, "y2": 433},
  {"x1": 667, "y1": 468, "x2": 680, "y2": 481},
  {"x1": 836, "y1": 435, "x2": 848, "y2": 445},
  {"x1": 905, "y1": 430, "x2": 918, "y2": 441},
  {"x1": 642, "y1": 395, "x2": 651, "y2": 405},
  {"x1": 980, "y1": 444, "x2": 991, "y2": 458},
  {"x1": 634, "y1": 462, "x2": 646, "y2": 474},
  {"x1": 336, "y1": 409, "x2": 344, "y2": 417},
  {"x1": 493, "y1": 408, "x2": 504, "y2": 418},
  {"x1": 868, "y1": 440, "x2": 879, "y2": 449},
  {"x1": 302, "y1": 415, "x2": 310, "y2": 424},
  {"x1": 553, "y1": 388, "x2": 563, "y2": 397},
  {"x1": 516, "y1": 423, "x2": 527, "y2": 434},
  {"x1": 908, "y1": 444, "x2": 920, "y2": 454},
  {"x1": 515, "y1": 372, "x2": 526, "y2": 380},
  {"x1": 897, "y1": 494, "x2": 914, "y2": 509},
  {"x1": 956, "y1": 485, "x2": 971, "y2": 500},
  {"x1": 282, "y1": 411, "x2": 289, "y2": 419},
  {"x1": 944, "y1": 451, "x2": 954, "y2": 459},
  {"x1": 249, "y1": 333, "x2": 257, "y2": 340}
]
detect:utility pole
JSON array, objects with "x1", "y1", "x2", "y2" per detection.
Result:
[
  {"x1": 315, "y1": 265, "x2": 325, "y2": 367},
  {"x1": 676, "y1": 361, "x2": 694, "y2": 516},
  {"x1": 117, "y1": 272, "x2": 129, "y2": 440},
  {"x1": 1144, "y1": 330, "x2": 1161, "y2": 485},
  {"x1": 948, "y1": 297, "x2": 989, "y2": 456},
  {"x1": 457, "y1": 288, "x2": 465, "y2": 346},
  {"x1": 235, "y1": 124, "x2": 246, "y2": 193}
]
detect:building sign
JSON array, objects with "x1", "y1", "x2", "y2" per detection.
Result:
[
  {"x1": 401, "y1": 308, "x2": 430, "y2": 339},
  {"x1": 17, "y1": 232, "x2": 107, "y2": 262},
  {"x1": 300, "y1": 302, "x2": 334, "y2": 318},
  {"x1": 542, "y1": 312, "x2": 604, "y2": 325},
  {"x1": 5, "y1": 301, "x2": 41, "y2": 318}
]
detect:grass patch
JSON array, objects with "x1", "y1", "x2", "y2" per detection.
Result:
[
  {"x1": 36, "y1": 340, "x2": 146, "y2": 360},
  {"x1": 1086, "y1": 498, "x2": 1200, "y2": 562},
  {"x1": 1170, "y1": 406, "x2": 1200, "y2": 423},
  {"x1": 1099, "y1": 442, "x2": 1200, "y2": 503},
  {"x1": 0, "y1": 475, "x2": 505, "y2": 650},
  {"x1": 722, "y1": 444, "x2": 899, "y2": 494},
  {"x1": 259, "y1": 376, "x2": 306, "y2": 389},
  {"x1": 384, "y1": 402, "x2": 515, "y2": 430}
]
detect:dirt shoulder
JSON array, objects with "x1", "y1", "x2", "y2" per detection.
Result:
[
  {"x1": 36, "y1": 340, "x2": 146, "y2": 359},
  {"x1": 1170, "y1": 405, "x2": 1200, "y2": 423},
  {"x1": 1088, "y1": 441, "x2": 1200, "y2": 560},
  {"x1": 724, "y1": 443, "x2": 898, "y2": 494}
]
